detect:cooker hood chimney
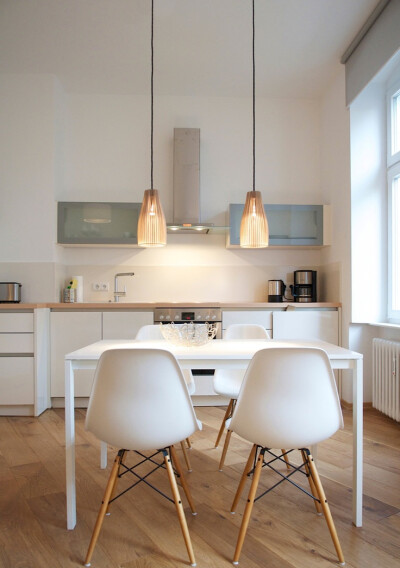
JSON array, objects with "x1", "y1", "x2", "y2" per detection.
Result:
[{"x1": 167, "y1": 128, "x2": 214, "y2": 234}]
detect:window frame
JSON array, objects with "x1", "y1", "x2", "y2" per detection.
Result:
[
  {"x1": 388, "y1": 162, "x2": 400, "y2": 322},
  {"x1": 387, "y1": 77, "x2": 400, "y2": 168}
]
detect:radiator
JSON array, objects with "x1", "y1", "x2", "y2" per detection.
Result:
[{"x1": 372, "y1": 338, "x2": 400, "y2": 421}]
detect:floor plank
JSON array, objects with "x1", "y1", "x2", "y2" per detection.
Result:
[{"x1": 0, "y1": 406, "x2": 399, "y2": 567}]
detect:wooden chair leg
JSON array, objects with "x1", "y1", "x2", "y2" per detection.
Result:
[
  {"x1": 218, "y1": 429, "x2": 233, "y2": 471},
  {"x1": 231, "y1": 444, "x2": 257, "y2": 513},
  {"x1": 105, "y1": 449, "x2": 127, "y2": 515},
  {"x1": 232, "y1": 448, "x2": 264, "y2": 565},
  {"x1": 306, "y1": 453, "x2": 345, "y2": 565},
  {"x1": 281, "y1": 449, "x2": 291, "y2": 471},
  {"x1": 186, "y1": 437, "x2": 192, "y2": 449},
  {"x1": 84, "y1": 450, "x2": 124, "y2": 567},
  {"x1": 164, "y1": 450, "x2": 197, "y2": 567},
  {"x1": 180, "y1": 440, "x2": 192, "y2": 472},
  {"x1": 300, "y1": 449, "x2": 322, "y2": 514},
  {"x1": 170, "y1": 445, "x2": 197, "y2": 515},
  {"x1": 215, "y1": 399, "x2": 234, "y2": 448}
]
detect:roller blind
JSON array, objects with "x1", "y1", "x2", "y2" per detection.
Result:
[{"x1": 342, "y1": 0, "x2": 400, "y2": 106}]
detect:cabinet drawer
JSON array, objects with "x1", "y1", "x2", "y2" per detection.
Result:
[
  {"x1": 0, "y1": 333, "x2": 34, "y2": 353},
  {"x1": 0, "y1": 313, "x2": 34, "y2": 332},
  {"x1": 0, "y1": 357, "x2": 34, "y2": 404},
  {"x1": 222, "y1": 310, "x2": 273, "y2": 332}
]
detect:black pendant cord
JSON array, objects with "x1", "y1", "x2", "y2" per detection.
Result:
[
  {"x1": 150, "y1": 0, "x2": 154, "y2": 190},
  {"x1": 252, "y1": 0, "x2": 255, "y2": 192}
]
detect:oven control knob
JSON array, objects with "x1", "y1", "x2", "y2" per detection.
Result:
[
  {"x1": 159, "y1": 315, "x2": 165, "y2": 320},
  {"x1": 211, "y1": 314, "x2": 217, "y2": 320},
  {"x1": 165, "y1": 315, "x2": 171, "y2": 320},
  {"x1": 196, "y1": 315, "x2": 202, "y2": 320},
  {"x1": 174, "y1": 315, "x2": 180, "y2": 320},
  {"x1": 205, "y1": 314, "x2": 210, "y2": 320}
]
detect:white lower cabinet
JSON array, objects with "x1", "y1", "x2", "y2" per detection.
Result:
[
  {"x1": 50, "y1": 310, "x2": 153, "y2": 402},
  {"x1": 0, "y1": 312, "x2": 35, "y2": 414},
  {"x1": 102, "y1": 311, "x2": 153, "y2": 339},
  {"x1": 222, "y1": 310, "x2": 273, "y2": 336},
  {"x1": 0, "y1": 357, "x2": 34, "y2": 404},
  {"x1": 272, "y1": 310, "x2": 339, "y2": 344},
  {"x1": 50, "y1": 311, "x2": 102, "y2": 399},
  {"x1": 222, "y1": 308, "x2": 339, "y2": 343}
]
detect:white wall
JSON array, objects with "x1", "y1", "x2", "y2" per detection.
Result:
[
  {"x1": 0, "y1": 74, "x2": 59, "y2": 263},
  {"x1": 1, "y1": 74, "x2": 331, "y2": 303}
]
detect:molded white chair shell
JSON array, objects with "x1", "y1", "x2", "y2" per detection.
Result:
[
  {"x1": 86, "y1": 349, "x2": 200, "y2": 450},
  {"x1": 229, "y1": 347, "x2": 345, "y2": 565},
  {"x1": 84, "y1": 348, "x2": 199, "y2": 567},
  {"x1": 230, "y1": 347, "x2": 343, "y2": 449},
  {"x1": 135, "y1": 324, "x2": 164, "y2": 340},
  {"x1": 213, "y1": 324, "x2": 270, "y2": 398},
  {"x1": 213, "y1": 324, "x2": 270, "y2": 470},
  {"x1": 135, "y1": 324, "x2": 195, "y2": 395}
]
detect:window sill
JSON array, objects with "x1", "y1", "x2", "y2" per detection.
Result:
[{"x1": 367, "y1": 321, "x2": 400, "y2": 329}]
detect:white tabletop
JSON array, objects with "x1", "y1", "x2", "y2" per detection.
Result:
[{"x1": 66, "y1": 338, "x2": 362, "y2": 362}]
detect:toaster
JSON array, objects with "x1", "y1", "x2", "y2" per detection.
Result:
[{"x1": 0, "y1": 282, "x2": 22, "y2": 303}]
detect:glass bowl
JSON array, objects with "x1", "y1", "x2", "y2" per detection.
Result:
[{"x1": 160, "y1": 322, "x2": 217, "y2": 346}]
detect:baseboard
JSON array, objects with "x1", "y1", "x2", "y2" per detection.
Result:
[{"x1": 340, "y1": 399, "x2": 373, "y2": 411}]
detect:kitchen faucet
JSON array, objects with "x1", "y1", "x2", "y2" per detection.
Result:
[{"x1": 114, "y1": 272, "x2": 135, "y2": 302}]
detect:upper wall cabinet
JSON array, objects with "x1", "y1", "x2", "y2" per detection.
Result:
[
  {"x1": 227, "y1": 204, "x2": 330, "y2": 248},
  {"x1": 57, "y1": 202, "x2": 141, "y2": 246}
]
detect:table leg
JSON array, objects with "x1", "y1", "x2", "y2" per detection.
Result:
[
  {"x1": 353, "y1": 358, "x2": 363, "y2": 527},
  {"x1": 65, "y1": 360, "x2": 76, "y2": 530},
  {"x1": 100, "y1": 441, "x2": 108, "y2": 469}
]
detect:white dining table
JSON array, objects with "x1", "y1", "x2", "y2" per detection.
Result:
[{"x1": 64, "y1": 338, "x2": 363, "y2": 530}]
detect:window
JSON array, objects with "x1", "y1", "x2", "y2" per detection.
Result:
[{"x1": 388, "y1": 77, "x2": 400, "y2": 321}]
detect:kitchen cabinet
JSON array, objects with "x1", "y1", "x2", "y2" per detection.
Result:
[
  {"x1": 272, "y1": 309, "x2": 339, "y2": 344},
  {"x1": 0, "y1": 312, "x2": 34, "y2": 411},
  {"x1": 102, "y1": 311, "x2": 153, "y2": 339},
  {"x1": 50, "y1": 311, "x2": 102, "y2": 399},
  {"x1": 50, "y1": 309, "x2": 153, "y2": 402},
  {"x1": 227, "y1": 204, "x2": 330, "y2": 247},
  {"x1": 222, "y1": 307, "x2": 339, "y2": 344},
  {"x1": 222, "y1": 310, "x2": 273, "y2": 336},
  {"x1": 57, "y1": 202, "x2": 141, "y2": 246}
]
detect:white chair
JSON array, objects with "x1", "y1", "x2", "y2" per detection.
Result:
[
  {"x1": 213, "y1": 324, "x2": 270, "y2": 470},
  {"x1": 136, "y1": 324, "x2": 195, "y2": 469},
  {"x1": 84, "y1": 348, "x2": 200, "y2": 567},
  {"x1": 229, "y1": 347, "x2": 345, "y2": 566}
]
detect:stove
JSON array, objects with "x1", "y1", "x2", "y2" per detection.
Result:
[{"x1": 154, "y1": 306, "x2": 222, "y2": 338}]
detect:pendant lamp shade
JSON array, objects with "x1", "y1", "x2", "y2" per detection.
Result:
[
  {"x1": 240, "y1": 190, "x2": 269, "y2": 248},
  {"x1": 137, "y1": 188, "x2": 166, "y2": 247},
  {"x1": 239, "y1": 0, "x2": 269, "y2": 248},
  {"x1": 137, "y1": 0, "x2": 167, "y2": 248}
]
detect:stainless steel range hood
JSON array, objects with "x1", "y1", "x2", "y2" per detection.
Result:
[{"x1": 167, "y1": 128, "x2": 223, "y2": 234}]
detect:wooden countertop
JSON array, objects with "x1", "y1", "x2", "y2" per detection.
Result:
[{"x1": 0, "y1": 302, "x2": 341, "y2": 310}]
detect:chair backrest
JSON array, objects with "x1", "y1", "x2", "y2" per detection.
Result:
[
  {"x1": 230, "y1": 347, "x2": 343, "y2": 449},
  {"x1": 135, "y1": 324, "x2": 164, "y2": 340},
  {"x1": 213, "y1": 324, "x2": 270, "y2": 397},
  {"x1": 224, "y1": 323, "x2": 270, "y2": 340},
  {"x1": 135, "y1": 324, "x2": 195, "y2": 394},
  {"x1": 85, "y1": 349, "x2": 199, "y2": 450}
]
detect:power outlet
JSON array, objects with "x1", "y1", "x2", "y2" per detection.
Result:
[{"x1": 92, "y1": 282, "x2": 110, "y2": 291}]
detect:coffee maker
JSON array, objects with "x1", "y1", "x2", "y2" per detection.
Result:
[{"x1": 290, "y1": 270, "x2": 317, "y2": 302}]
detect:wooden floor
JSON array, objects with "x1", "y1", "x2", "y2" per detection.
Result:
[{"x1": 0, "y1": 406, "x2": 400, "y2": 568}]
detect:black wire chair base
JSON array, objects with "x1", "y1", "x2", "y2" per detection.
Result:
[
  {"x1": 248, "y1": 446, "x2": 321, "y2": 505},
  {"x1": 109, "y1": 447, "x2": 179, "y2": 506}
]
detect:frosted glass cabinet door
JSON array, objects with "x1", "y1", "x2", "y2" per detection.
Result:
[
  {"x1": 229, "y1": 204, "x2": 324, "y2": 246},
  {"x1": 57, "y1": 202, "x2": 141, "y2": 245}
]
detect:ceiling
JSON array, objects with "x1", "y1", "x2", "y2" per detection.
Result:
[{"x1": 0, "y1": 0, "x2": 382, "y2": 98}]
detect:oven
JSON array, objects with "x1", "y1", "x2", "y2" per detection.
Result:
[{"x1": 154, "y1": 307, "x2": 222, "y2": 390}]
